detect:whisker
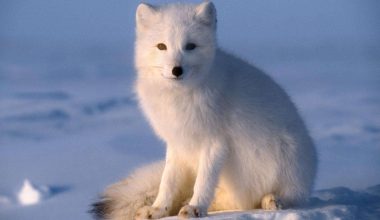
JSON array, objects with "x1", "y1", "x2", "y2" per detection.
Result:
[
  {"x1": 136, "y1": 65, "x2": 164, "y2": 70},
  {"x1": 149, "y1": 66, "x2": 164, "y2": 69}
]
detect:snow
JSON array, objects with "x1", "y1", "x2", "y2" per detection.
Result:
[
  {"x1": 0, "y1": 196, "x2": 10, "y2": 207},
  {"x1": 164, "y1": 185, "x2": 380, "y2": 219},
  {"x1": 166, "y1": 206, "x2": 357, "y2": 220},
  {"x1": 0, "y1": 0, "x2": 379, "y2": 220},
  {"x1": 17, "y1": 179, "x2": 50, "y2": 206}
]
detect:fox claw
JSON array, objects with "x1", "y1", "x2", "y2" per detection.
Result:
[
  {"x1": 261, "y1": 194, "x2": 283, "y2": 210},
  {"x1": 135, "y1": 206, "x2": 169, "y2": 220},
  {"x1": 178, "y1": 205, "x2": 206, "y2": 218}
]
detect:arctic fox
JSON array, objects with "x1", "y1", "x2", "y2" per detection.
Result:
[{"x1": 92, "y1": 2, "x2": 317, "y2": 220}]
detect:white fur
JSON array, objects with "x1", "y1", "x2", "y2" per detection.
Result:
[{"x1": 98, "y1": 2, "x2": 317, "y2": 220}]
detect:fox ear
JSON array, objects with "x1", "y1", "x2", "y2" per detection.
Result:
[
  {"x1": 136, "y1": 3, "x2": 157, "y2": 28},
  {"x1": 196, "y1": 1, "x2": 217, "y2": 27}
]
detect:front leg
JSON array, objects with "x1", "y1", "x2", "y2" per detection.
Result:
[
  {"x1": 179, "y1": 140, "x2": 227, "y2": 218},
  {"x1": 135, "y1": 147, "x2": 179, "y2": 220}
]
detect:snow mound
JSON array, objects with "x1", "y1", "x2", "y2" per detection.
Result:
[
  {"x1": 17, "y1": 179, "x2": 50, "y2": 206},
  {"x1": 163, "y1": 206, "x2": 356, "y2": 220},
  {"x1": 162, "y1": 185, "x2": 380, "y2": 220}
]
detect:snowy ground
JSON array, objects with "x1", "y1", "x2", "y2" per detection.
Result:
[{"x1": 1, "y1": 0, "x2": 379, "y2": 219}]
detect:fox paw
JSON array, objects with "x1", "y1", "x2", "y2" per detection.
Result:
[
  {"x1": 261, "y1": 194, "x2": 282, "y2": 210},
  {"x1": 135, "y1": 206, "x2": 169, "y2": 220},
  {"x1": 178, "y1": 205, "x2": 206, "y2": 218}
]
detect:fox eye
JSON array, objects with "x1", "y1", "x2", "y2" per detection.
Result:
[
  {"x1": 185, "y1": 43, "x2": 196, "y2": 51},
  {"x1": 157, "y1": 43, "x2": 167, "y2": 50}
]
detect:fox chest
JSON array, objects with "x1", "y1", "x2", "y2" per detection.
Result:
[{"x1": 139, "y1": 92, "x2": 221, "y2": 146}]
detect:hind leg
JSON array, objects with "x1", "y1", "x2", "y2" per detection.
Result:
[{"x1": 261, "y1": 194, "x2": 283, "y2": 210}]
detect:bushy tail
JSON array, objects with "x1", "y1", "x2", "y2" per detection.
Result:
[{"x1": 91, "y1": 161, "x2": 164, "y2": 220}]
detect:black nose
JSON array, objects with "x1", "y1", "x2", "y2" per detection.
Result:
[{"x1": 172, "y1": 66, "x2": 183, "y2": 77}]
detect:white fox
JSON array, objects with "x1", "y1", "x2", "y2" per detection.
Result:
[{"x1": 92, "y1": 2, "x2": 317, "y2": 220}]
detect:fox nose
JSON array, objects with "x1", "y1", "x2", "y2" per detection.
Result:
[{"x1": 172, "y1": 66, "x2": 183, "y2": 77}]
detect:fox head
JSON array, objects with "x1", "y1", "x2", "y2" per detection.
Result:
[{"x1": 135, "y1": 2, "x2": 217, "y2": 87}]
